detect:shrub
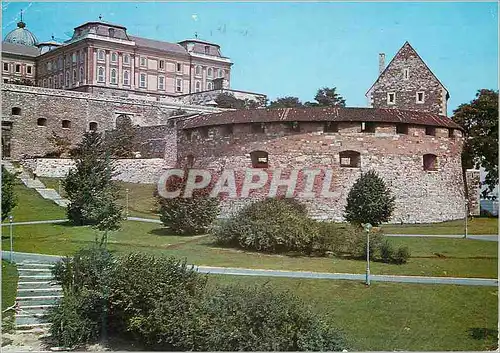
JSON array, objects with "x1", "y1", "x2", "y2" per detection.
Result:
[
  {"x1": 344, "y1": 170, "x2": 395, "y2": 226},
  {"x1": 379, "y1": 239, "x2": 394, "y2": 263},
  {"x1": 213, "y1": 198, "x2": 325, "y2": 255},
  {"x1": 158, "y1": 173, "x2": 219, "y2": 235},
  {"x1": 1, "y1": 167, "x2": 17, "y2": 221},
  {"x1": 392, "y1": 246, "x2": 411, "y2": 264}
]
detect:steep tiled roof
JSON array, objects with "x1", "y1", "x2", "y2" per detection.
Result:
[
  {"x1": 1, "y1": 41, "x2": 40, "y2": 57},
  {"x1": 179, "y1": 106, "x2": 462, "y2": 130},
  {"x1": 129, "y1": 36, "x2": 188, "y2": 56}
]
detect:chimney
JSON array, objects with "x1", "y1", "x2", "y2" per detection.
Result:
[{"x1": 379, "y1": 53, "x2": 385, "y2": 74}]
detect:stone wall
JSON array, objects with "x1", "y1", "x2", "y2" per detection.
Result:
[
  {"x1": 177, "y1": 120, "x2": 465, "y2": 223},
  {"x1": 1, "y1": 84, "x2": 223, "y2": 159},
  {"x1": 21, "y1": 158, "x2": 170, "y2": 184},
  {"x1": 177, "y1": 88, "x2": 266, "y2": 106}
]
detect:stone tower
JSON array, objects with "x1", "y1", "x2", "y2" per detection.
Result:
[{"x1": 365, "y1": 41, "x2": 449, "y2": 116}]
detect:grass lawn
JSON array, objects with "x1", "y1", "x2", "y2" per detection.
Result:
[
  {"x1": 1, "y1": 260, "x2": 19, "y2": 333},
  {"x1": 381, "y1": 217, "x2": 498, "y2": 235},
  {"x1": 208, "y1": 275, "x2": 498, "y2": 351},
  {"x1": 11, "y1": 182, "x2": 66, "y2": 222}
]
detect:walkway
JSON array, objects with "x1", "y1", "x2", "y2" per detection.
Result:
[
  {"x1": 2, "y1": 161, "x2": 69, "y2": 207},
  {"x1": 2, "y1": 251, "x2": 497, "y2": 287},
  {"x1": 386, "y1": 234, "x2": 498, "y2": 241}
]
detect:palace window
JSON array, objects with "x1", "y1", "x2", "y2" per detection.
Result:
[
  {"x1": 195, "y1": 65, "x2": 201, "y2": 76},
  {"x1": 396, "y1": 123, "x2": 408, "y2": 135},
  {"x1": 204, "y1": 45, "x2": 210, "y2": 55},
  {"x1": 176, "y1": 63, "x2": 182, "y2": 72},
  {"x1": 176, "y1": 78, "x2": 182, "y2": 92},
  {"x1": 140, "y1": 57, "x2": 147, "y2": 66},
  {"x1": 72, "y1": 53, "x2": 77, "y2": 63},
  {"x1": 195, "y1": 81, "x2": 201, "y2": 92},
  {"x1": 27, "y1": 66, "x2": 32, "y2": 74},
  {"x1": 159, "y1": 60, "x2": 165, "y2": 70},
  {"x1": 97, "y1": 67, "x2": 105, "y2": 83},
  {"x1": 425, "y1": 126, "x2": 436, "y2": 136},
  {"x1": 218, "y1": 68, "x2": 223, "y2": 78},
  {"x1": 207, "y1": 81, "x2": 213, "y2": 90},
  {"x1": 158, "y1": 76, "x2": 165, "y2": 90},
  {"x1": 98, "y1": 50, "x2": 105, "y2": 61},
  {"x1": 37, "y1": 118, "x2": 47, "y2": 127},
  {"x1": 65, "y1": 71, "x2": 70, "y2": 86},
  {"x1": 207, "y1": 67, "x2": 213, "y2": 77},
  {"x1": 110, "y1": 69, "x2": 117, "y2": 84},
  {"x1": 3, "y1": 63, "x2": 9, "y2": 71},
  {"x1": 423, "y1": 154, "x2": 438, "y2": 171},
  {"x1": 73, "y1": 69, "x2": 77, "y2": 83},
  {"x1": 11, "y1": 107, "x2": 21, "y2": 115},
  {"x1": 186, "y1": 154, "x2": 194, "y2": 168},
  {"x1": 59, "y1": 74, "x2": 63, "y2": 87},
  {"x1": 123, "y1": 71, "x2": 130, "y2": 86},
  {"x1": 339, "y1": 150, "x2": 361, "y2": 168},
  {"x1": 89, "y1": 122, "x2": 98, "y2": 131},
  {"x1": 140, "y1": 73, "x2": 147, "y2": 88},
  {"x1": 62, "y1": 120, "x2": 71, "y2": 129},
  {"x1": 324, "y1": 122, "x2": 338, "y2": 133},
  {"x1": 111, "y1": 52, "x2": 118, "y2": 62},
  {"x1": 79, "y1": 67, "x2": 84, "y2": 81},
  {"x1": 108, "y1": 28, "x2": 115, "y2": 37},
  {"x1": 387, "y1": 92, "x2": 396, "y2": 105},
  {"x1": 250, "y1": 150, "x2": 269, "y2": 168},
  {"x1": 15, "y1": 64, "x2": 21, "y2": 73},
  {"x1": 123, "y1": 54, "x2": 130, "y2": 65},
  {"x1": 361, "y1": 122, "x2": 376, "y2": 133},
  {"x1": 43, "y1": 79, "x2": 47, "y2": 87},
  {"x1": 416, "y1": 91, "x2": 425, "y2": 104}
]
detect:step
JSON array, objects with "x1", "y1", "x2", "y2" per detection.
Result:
[
  {"x1": 17, "y1": 288, "x2": 62, "y2": 297},
  {"x1": 17, "y1": 296, "x2": 62, "y2": 307},
  {"x1": 18, "y1": 281, "x2": 59, "y2": 289},
  {"x1": 18, "y1": 304, "x2": 56, "y2": 311},
  {"x1": 15, "y1": 315, "x2": 50, "y2": 327},
  {"x1": 53, "y1": 199, "x2": 70, "y2": 207},
  {"x1": 36, "y1": 188, "x2": 61, "y2": 200},
  {"x1": 16, "y1": 322, "x2": 51, "y2": 331},
  {"x1": 18, "y1": 262, "x2": 55, "y2": 268},
  {"x1": 18, "y1": 268, "x2": 52, "y2": 272},
  {"x1": 19, "y1": 275, "x2": 53, "y2": 281},
  {"x1": 17, "y1": 307, "x2": 52, "y2": 316}
]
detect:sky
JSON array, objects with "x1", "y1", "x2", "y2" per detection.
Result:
[{"x1": 2, "y1": 1, "x2": 498, "y2": 113}]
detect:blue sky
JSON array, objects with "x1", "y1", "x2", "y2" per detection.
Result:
[{"x1": 2, "y1": 2, "x2": 498, "y2": 113}]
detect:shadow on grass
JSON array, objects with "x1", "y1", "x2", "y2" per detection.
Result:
[{"x1": 468, "y1": 327, "x2": 498, "y2": 340}]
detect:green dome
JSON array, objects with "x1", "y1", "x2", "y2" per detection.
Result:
[{"x1": 4, "y1": 21, "x2": 38, "y2": 46}]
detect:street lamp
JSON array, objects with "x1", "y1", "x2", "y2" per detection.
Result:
[
  {"x1": 464, "y1": 200, "x2": 469, "y2": 239},
  {"x1": 9, "y1": 215, "x2": 13, "y2": 262},
  {"x1": 363, "y1": 222, "x2": 373, "y2": 286},
  {"x1": 125, "y1": 188, "x2": 129, "y2": 219}
]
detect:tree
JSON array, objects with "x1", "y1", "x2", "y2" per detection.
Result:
[
  {"x1": 1, "y1": 167, "x2": 17, "y2": 220},
  {"x1": 105, "y1": 116, "x2": 137, "y2": 158},
  {"x1": 344, "y1": 170, "x2": 395, "y2": 226},
  {"x1": 452, "y1": 89, "x2": 498, "y2": 193},
  {"x1": 215, "y1": 93, "x2": 267, "y2": 109},
  {"x1": 64, "y1": 131, "x2": 122, "y2": 244},
  {"x1": 308, "y1": 87, "x2": 346, "y2": 107},
  {"x1": 268, "y1": 96, "x2": 304, "y2": 108},
  {"x1": 46, "y1": 132, "x2": 72, "y2": 157}
]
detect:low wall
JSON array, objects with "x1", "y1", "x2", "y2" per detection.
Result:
[{"x1": 21, "y1": 158, "x2": 170, "y2": 184}]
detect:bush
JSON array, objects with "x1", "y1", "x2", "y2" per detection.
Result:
[
  {"x1": 391, "y1": 246, "x2": 411, "y2": 264},
  {"x1": 158, "y1": 173, "x2": 219, "y2": 235},
  {"x1": 379, "y1": 239, "x2": 394, "y2": 263},
  {"x1": 213, "y1": 198, "x2": 326, "y2": 255},
  {"x1": 344, "y1": 170, "x2": 395, "y2": 226},
  {"x1": 1, "y1": 167, "x2": 17, "y2": 221}
]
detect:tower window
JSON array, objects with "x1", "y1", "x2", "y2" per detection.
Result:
[
  {"x1": 387, "y1": 92, "x2": 396, "y2": 105},
  {"x1": 448, "y1": 128, "x2": 454, "y2": 138},
  {"x1": 324, "y1": 122, "x2": 338, "y2": 133},
  {"x1": 251, "y1": 123, "x2": 265, "y2": 133},
  {"x1": 396, "y1": 124, "x2": 408, "y2": 135},
  {"x1": 339, "y1": 150, "x2": 361, "y2": 168},
  {"x1": 403, "y1": 68, "x2": 409, "y2": 80},
  {"x1": 199, "y1": 127, "x2": 209, "y2": 138},
  {"x1": 423, "y1": 154, "x2": 438, "y2": 171},
  {"x1": 221, "y1": 124, "x2": 233, "y2": 136},
  {"x1": 361, "y1": 122, "x2": 376, "y2": 133},
  {"x1": 89, "y1": 122, "x2": 98, "y2": 131},
  {"x1": 250, "y1": 150, "x2": 269, "y2": 168},
  {"x1": 416, "y1": 91, "x2": 425, "y2": 104},
  {"x1": 11, "y1": 107, "x2": 21, "y2": 115},
  {"x1": 425, "y1": 126, "x2": 436, "y2": 136},
  {"x1": 62, "y1": 120, "x2": 71, "y2": 129},
  {"x1": 37, "y1": 118, "x2": 47, "y2": 127}
]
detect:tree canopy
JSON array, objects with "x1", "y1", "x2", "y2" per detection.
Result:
[
  {"x1": 1, "y1": 167, "x2": 17, "y2": 220},
  {"x1": 452, "y1": 89, "x2": 498, "y2": 193},
  {"x1": 268, "y1": 96, "x2": 304, "y2": 108},
  {"x1": 269, "y1": 87, "x2": 346, "y2": 109}
]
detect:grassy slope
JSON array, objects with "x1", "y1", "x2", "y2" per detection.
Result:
[
  {"x1": 11, "y1": 182, "x2": 66, "y2": 221},
  {"x1": 1, "y1": 261, "x2": 18, "y2": 311},
  {"x1": 382, "y1": 218, "x2": 498, "y2": 235},
  {"x1": 209, "y1": 276, "x2": 498, "y2": 351}
]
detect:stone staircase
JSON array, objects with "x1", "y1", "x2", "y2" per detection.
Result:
[
  {"x1": 15, "y1": 261, "x2": 62, "y2": 331},
  {"x1": 2, "y1": 161, "x2": 70, "y2": 208}
]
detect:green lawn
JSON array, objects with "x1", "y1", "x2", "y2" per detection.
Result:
[
  {"x1": 209, "y1": 276, "x2": 498, "y2": 351},
  {"x1": 382, "y1": 217, "x2": 498, "y2": 235},
  {"x1": 11, "y1": 182, "x2": 66, "y2": 221},
  {"x1": 1, "y1": 260, "x2": 18, "y2": 333}
]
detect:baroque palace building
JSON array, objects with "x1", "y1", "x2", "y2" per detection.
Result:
[{"x1": 2, "y1": 17, "x2": 237, "y2": 98}]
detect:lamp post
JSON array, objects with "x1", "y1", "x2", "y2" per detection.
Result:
[
  {"x1": 58, "y1": 179, "x2": 62, "y2": 196},
  {"x1": 363, "y1": 223, "x2": 373, "y2": 286},
  {"x1": 9, "y1": 215, "x2": 13, "y2": 262},
  {"x1": 125, "y1": 188, "x2": 129, "y2": 219},
  {"x1": 464, "y1": 200, "x2": 468, "y2": 239}
]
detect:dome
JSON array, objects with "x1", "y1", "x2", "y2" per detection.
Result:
[{"x1": 4, "y1": 21, "x2": 38, "y2": 46}]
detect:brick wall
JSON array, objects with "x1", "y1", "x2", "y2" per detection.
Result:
[{"x1": 177, "y1": 120, "x2": 466, "y2": 223}]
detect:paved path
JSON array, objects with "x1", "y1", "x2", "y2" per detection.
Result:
[
  {"x1": 386, "y1": 234, "x2": 498, "y2": 241},
  {"x1": 0, "y1": 219, "x2": 68, "y2": 226},
  {"x1": 3, "y1": 251, "x2": 497, "y2": 287},
  {"x1": 126, "y1": 216, "x2": 162, "y2": 224}
]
